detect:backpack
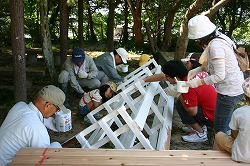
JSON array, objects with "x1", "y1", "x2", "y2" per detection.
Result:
[{"x1": 215, "y1": 37, "x2": 250, "y2": 72}]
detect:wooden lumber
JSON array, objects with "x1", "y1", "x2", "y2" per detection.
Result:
[{"x1": 7, "y1": 148, "x2": 247, "y2": 166}]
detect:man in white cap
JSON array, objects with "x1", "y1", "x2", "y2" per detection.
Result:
[
  {"x1": 214, "y1": 77, "x2": 250, "y2": 163},
  {"x1": 0, "y1": 85, "x2": 65, "y2": 165},
  {"x1": 94, "y1": 48, "x2": 128, "y2": 83}
]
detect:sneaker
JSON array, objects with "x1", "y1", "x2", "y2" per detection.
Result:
[
  {"x1": 93, "y1": 113, "x2": 103, "y2": 119},
  {"x1": 182, "y1": 125, "x2": 194, "y2": 133},
  {"x1": 202, "y1": 125, "x2": 207, "y2": 132},
  {"x1": 82, "y1": 116, "x2": 91, "y2": 124},
  {"x1": 182, "y1": 131, "x2": 208, "y2": 143},
  {"x1": 182, "y1": 125, "x2": 207, "y2": 133}
]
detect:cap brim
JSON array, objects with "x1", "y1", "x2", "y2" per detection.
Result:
[
  {"x1": 181, "y1": 58, "x2": 189, "y2": 62},
  {"x1": 121, "y1": 57, "x2": 127, "y2": 64},
  {"x1": 72, "y1": 58, "x2": 84, "y2": 63}
]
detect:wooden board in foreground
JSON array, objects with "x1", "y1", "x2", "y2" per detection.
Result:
[{"x1": 7, "y1": 148, "x2": 247, "y2": 166}]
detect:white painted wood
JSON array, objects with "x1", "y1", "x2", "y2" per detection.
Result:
[{"x1": 74, "y1": 60, "x2": 174, "y2": 150}]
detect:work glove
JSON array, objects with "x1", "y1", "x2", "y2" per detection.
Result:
[
  {"x1": 186, "y1": 78, "x2": 202, "y2": 88},
  {"x1": 164, "y1": 84, "x2": 181, "y2": 98},
  {"x1": 187, "y1": 67, "x2": 201, "y2": 80},
  {"x1": 139, "y1": 79, "x2": 145, "y2": 85},
  {"x1": 78, "y1": 70, "x2": 88, "y2": 78}
]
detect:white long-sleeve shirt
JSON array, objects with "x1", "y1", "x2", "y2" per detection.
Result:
[
  {"x1": 0, "y1": 102, "x2": 58, "y2": 166},
  {"x1": 204, "y1": 34, "x2": 244, "y2": 96}
]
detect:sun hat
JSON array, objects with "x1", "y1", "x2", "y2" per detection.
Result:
[
  {"x1": 105, "y1": 81, "x2": 118, "y2": 93},
  {"x1": 188, "y1": 15, "x2": 216, "y2": 39},
  {"x1": 38, "y1": 85, "x2": 67, "y2": 111},
  {"x1": 242, "y1": 77, "x2": 250, "y2": 98},
  {"x1": 116, "y1": 48, "x2": 128, "y2": 64},
  {"x1": 139, "y1": 54, "x2": 150, "y2": 66},
  {"x1": 72, "y1": 48, "x2": 85, "y2": 63}
]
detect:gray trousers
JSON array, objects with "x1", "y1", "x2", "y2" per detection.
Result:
[{"x1": 58, "y1": 70, "x2": 109, "y2": 90}]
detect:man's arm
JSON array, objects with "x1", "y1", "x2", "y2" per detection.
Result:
[
  {"x1": 64, "y1": 59, "x2": 84, "y2": 93},
  {"x1": 179, "y1": 96, "x2": 198, "y2": 116},
  {"x1": 85, "y1": 55, "x2": 99, "y2": 79},
  {"x1": 144, "y1": 73, "x2": 166, "y2": 82}
]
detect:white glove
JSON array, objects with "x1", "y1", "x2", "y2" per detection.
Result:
[
  {"x1": 140, "y1": 79, "x2": 145, "y2": 85},
  {"x1": 187, "y1": 67, "x2": 201, "y2": 80},
  {"x1": 186, "y1": 78, "x2": 202, "y2": 88},
  {"x1": 164, "y1": 84, "x2": 181, "y2": 98},
  {"x1": 78, "y1": 70, "x2": 88, "y2": 78}
]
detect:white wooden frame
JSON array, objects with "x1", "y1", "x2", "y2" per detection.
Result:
[{"x1": 75, "y1": 62, "x2": 174, "y2": 150}]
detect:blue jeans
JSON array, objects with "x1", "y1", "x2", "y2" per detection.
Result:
[
  {"x1": 214, "y1": 93, "x2": 243, "y2": 133},
  {"x1": 78, "y1": 105, "x2": 90, "y2": 115}
]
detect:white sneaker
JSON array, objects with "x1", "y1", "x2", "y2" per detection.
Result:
[
  {"x1": 182, "y1": 131, "x2": 208, "y2": 143},
  {"x1": 182, "y1": 125, "x2": 194, "y2": 133},
  {"x1": 202, "y1": 125, "x2": 207, "y2": 132},
  {"x1": 182, "y1": 125, "x2": 207, "y2": 133}
]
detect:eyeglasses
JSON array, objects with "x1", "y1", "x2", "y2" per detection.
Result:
[{"x1": 53, "y1": 104, "x2": 60, "y2": 113}]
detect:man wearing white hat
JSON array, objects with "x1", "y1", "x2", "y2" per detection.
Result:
[
  {"x1": 94, "y1": 48, "x2": 128, "y2": 83},
  {"x1": 0, "y1": 85, "x2": 65, "y2": 165}
]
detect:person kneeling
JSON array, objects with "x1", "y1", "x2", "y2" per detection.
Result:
[{"x1": 78, "y1": 81, "x2": 117, "y2": 124}]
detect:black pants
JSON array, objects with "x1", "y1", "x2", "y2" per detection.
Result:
[{"x1": 175, "y1": 100, "x2": 213, "y2": 127}]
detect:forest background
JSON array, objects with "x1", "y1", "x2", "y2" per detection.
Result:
[{"x1": 0, "y1": 0, "x2": 249, "y2": 107}]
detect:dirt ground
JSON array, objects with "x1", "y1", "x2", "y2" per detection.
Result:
[{"x1": 0, "y1": 50, "x2": 214, "y2": 150}]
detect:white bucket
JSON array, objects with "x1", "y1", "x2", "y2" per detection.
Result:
[
  {"x1": 176, "y1": 81, "x2": 189, "y2": 93},
  {"x1": 55, "y1": 109, "x2": 72, "y2": 132},
  {"x1": 120, "y1": 64, "x2": 129, "y2": 73}
]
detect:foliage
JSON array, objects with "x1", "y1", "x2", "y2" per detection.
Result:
[
  {"x1": 0, "y1": 0, "x2": 249, "y2": 52},
  {"x1": 0, "y1": 0, "x2": 11, "y2": 47},
  {"x1": 24, "y1": 0, "x2": 42, "y2": 47}
]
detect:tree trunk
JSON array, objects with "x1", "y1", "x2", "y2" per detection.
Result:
[
  {"x1": 86, "y1": 0, "x2": 97, "y2": 42},
  {"x1": 161, "y1": 0, "x2": 183, "y2": 52},
  {"x1": 127, "y1": 0, "x2": 143, "y2": 46},
  {"x1": 122, "y1": 0, "x2": 129, "y2": 42},
  {"x1": 107, "y1": 0, "x2": 116, "y2": 52},
  {"x1": 59, "y1": 0, "x2": 68, "y2": 65},
  {"x1": 175, "y1": 0, "x2": 206, "y2": 60},
  {"x1": 40, "y1": 0, "x2": 56, "y2": 84},
  {"x1": 78, "y1": 0, "x2": 84, "y2": 48},
  {"x1": 175, "y1": 0, "x2": 230, "y2": 60},
  {"x1": 10, "y1": 0, "x2": 27, "y2": 102}
]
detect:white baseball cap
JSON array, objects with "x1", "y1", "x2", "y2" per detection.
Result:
[
  {"x1": 181, "y1": 53, "x2": 196, "y2": 62},
  {"x1": 188, "y1": 15, "x2": 216, "y2": 39},
  {"x1": 116, "y1": 48, "x2": 128, "y2": 64}
]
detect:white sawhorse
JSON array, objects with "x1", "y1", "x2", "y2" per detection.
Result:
[{"x1": 75, "y1": 64, "x2": 174, "y2": 150}]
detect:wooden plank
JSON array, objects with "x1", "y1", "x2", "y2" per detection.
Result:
[
  {"x1": 10, "y1": 156, "x2": 246, "y2": 166},
  {"x1": 8, "y1": 148, "x2": 247, "y2": 166},
  {"x1": 14, "y1": 148, "x2": 232, "y2": 158}
]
